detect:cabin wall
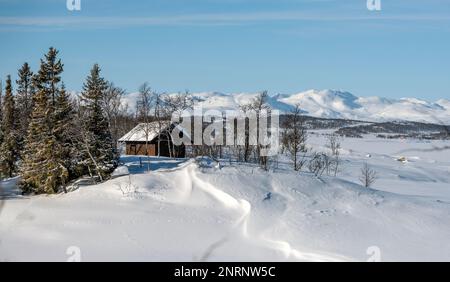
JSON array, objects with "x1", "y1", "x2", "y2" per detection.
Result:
[
  {"x1": 124, "y1": 141, "x2": 185, "y2": 158},
  {"x1": 126, "y1": 143, "x2": 156, "y2": 156},
  {"x1": 156, "y1": 140, "x2": 186, "y2": 158}
]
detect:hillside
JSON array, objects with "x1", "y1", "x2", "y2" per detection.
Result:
[{"x1": 122, "y1": 90, "x2": 450, "y2": 124}]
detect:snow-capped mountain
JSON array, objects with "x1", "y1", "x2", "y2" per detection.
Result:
[
  {"x1": 123, "y1": 89, "x2": 450, "y2": 124},
  {"x1": 275, "y1": 90, "x2": 450, "y2": 124}
]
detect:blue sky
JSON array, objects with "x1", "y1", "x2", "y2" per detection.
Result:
[{"x1": 0, "y1": 0, "x2": 449, "y2": 100}]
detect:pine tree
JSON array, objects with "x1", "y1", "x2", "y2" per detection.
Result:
[
  {"x1": 21, "y1": 87, "x2": 68, "y2": 194},
  {"x1": 80, "y1": 64, "x2": 116, "y2": 180},
  {"x1": 0, "y1": 80, "x2": 3, "y2": 115},
  {"x1": 0, "y1": 76, "x2": 19, "y2": 178},
  {"x1": 0, "y1": 80, "x2": 3, "y2": 146},
  {"x1": 16, "y1": 62, "x2": 35, "y2": 141},
  {"x1": 33, "y1": 47, "x2": 63, "y2": 113},
  {"x1": 54, "y1": 83, "x2": 77, "y2": 180},
  {"x1": 20, "y1": 48, "x2": 68, "y2": 194}
]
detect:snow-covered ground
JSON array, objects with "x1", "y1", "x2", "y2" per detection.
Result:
[{"x1": 1, "y1": 137, "x2": 449, "y2": 262}]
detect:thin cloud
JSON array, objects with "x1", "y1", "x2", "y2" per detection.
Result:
[{"x1": 1, "y1": 11, "x2": 450, "y2": 30}]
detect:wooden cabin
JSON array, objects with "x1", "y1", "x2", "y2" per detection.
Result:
[{"x1": 118, "y1": 122, "x2": 188, "y2": 158}]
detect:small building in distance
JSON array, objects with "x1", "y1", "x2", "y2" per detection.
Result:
[{"x1": 118, "y1": 122, "x2": 188, "y2": 158}]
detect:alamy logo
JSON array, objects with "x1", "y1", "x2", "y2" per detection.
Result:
[
  {"x1": 366, "y1": 246, "x2": 381, "y2": 262},
  {"x1": 367, "y1": 0, "x2": 382, "y2": 11},
  {"x1": 66, "y1": 246, "x2": 81, "y2": 262},
  {"x1": 170, "y1": 106, "x2": 280, "y2": 157},
  {"x1": 67, "y1": 0, "x2": 81, "y2": 11}
]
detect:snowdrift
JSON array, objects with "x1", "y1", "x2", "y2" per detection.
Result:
[{"x1": 1, "y1": 154, "x2": 449, "y2": 262}]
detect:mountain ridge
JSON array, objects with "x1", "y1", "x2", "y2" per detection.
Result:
[{"x1": 120, "y1": 89, "x2": 450, "y2": 124}]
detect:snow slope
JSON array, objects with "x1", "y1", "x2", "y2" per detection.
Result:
[
  {"x1": 1, "y1": 137, "x2": 450, "y2": 262},
  {"x1": 121, "y1": 90, "x2": 450, "y2": 124}
]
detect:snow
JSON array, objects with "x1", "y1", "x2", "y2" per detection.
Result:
[
  {"x1": 120, "y1": 89, "x2": 450, "y2": 124},
  {"x1": 118, "y1": 122, "x2": 191, "y2": 143},
  {"x1": 278, "y1": 90, "x2": 450, "y2": 123},
  {"x1": 111, "y1": 166, "x2": 130, "y2": 178},
  {"x1": 118, "y1": 122, "x2": 168, "y2": 142},
  {"x1": 437, "y1": 99, "x2": 450, "y2": 110},
  {"x1": 1, "y1": 137, "x2": 450, "y2": 262}
]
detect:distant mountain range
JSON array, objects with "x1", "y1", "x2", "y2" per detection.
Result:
[{"x1": 122, "y1": 89, "x2": 450, "y2": 124}]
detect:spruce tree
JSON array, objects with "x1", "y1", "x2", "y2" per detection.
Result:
[
  {"x1": 0, "y1": 80, "x2": 3, "y2": 146},
  {"x1": 21, "y1": 87, "x2": 68, "y2": 194},
  {"x1": 0, "y1": 80, "x2": 3, "y2": 116},
  {"x1": 20, "y1": 48, "x2": 68, "y2": 194},
  {"x1": 0, "y1": 76, "x2": 19, "y2": 178},
  {"x1": 33, "y1": 47, "x2": 63, "y2": 112},
  {"x1": 80, "y1": 64, "x2": 116, "y2": 180},
  {"x1": 54, "y1": 83, "x2": 77, "y2": 179},
  {"x1": 16, "y1": 62, "x2": 35, "y2": 141}
]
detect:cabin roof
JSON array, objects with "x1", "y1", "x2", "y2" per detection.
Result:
[
  {"x1": 118, "y1": 121, "x2": 190, "y2": 142},
  {"x1": 118, "y1": 122, "x2": 169, "y2": 142}
]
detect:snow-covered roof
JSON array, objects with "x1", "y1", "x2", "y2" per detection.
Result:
[
  {"x1": 118, "y1": 122, "x2": 169, "y2": 142},
  {"x1": 118, "y1": 121, "x2": 190, "y2": 142}
]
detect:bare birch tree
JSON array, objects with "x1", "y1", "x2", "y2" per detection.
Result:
[
  {"x1": 326, "y1": 134, "x2": 342, "y2": 176},
  {"x1": 103, "y1": 82, "x2": 127, "y2": 146},
  {"x1": 240, "y1": 91, "x2": 271, "y2": 169},
  {"x1": 283, "y1": 104, "x2": 308, "y2": 171},
  {"x1": 137, "y1": 83, "x2": 155, "y2": 171},
  {"x1": 161, "y1": 91, "x2": 193, "y2": 157},
  {"x1": 359, "y1": 163, "x2": 377, "y2": 188}
]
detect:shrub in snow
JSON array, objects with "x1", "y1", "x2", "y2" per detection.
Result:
[
  {"x1": 308, "y1": 152, "x2": 329, "y2": 177},
  {"x1": 116, "y1": 175, "x2": 140, "y2": 198},
  {"x1": 359, "y1": 163, "x2": 377, "y2": 188}
]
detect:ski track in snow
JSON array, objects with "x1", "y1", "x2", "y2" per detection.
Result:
[
  {"x1": 149, "y1": 161, "x2": 348, "y2": 261},
  {"x1": 186, "y1": 164, "x2": 349, "y2": 262}
]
